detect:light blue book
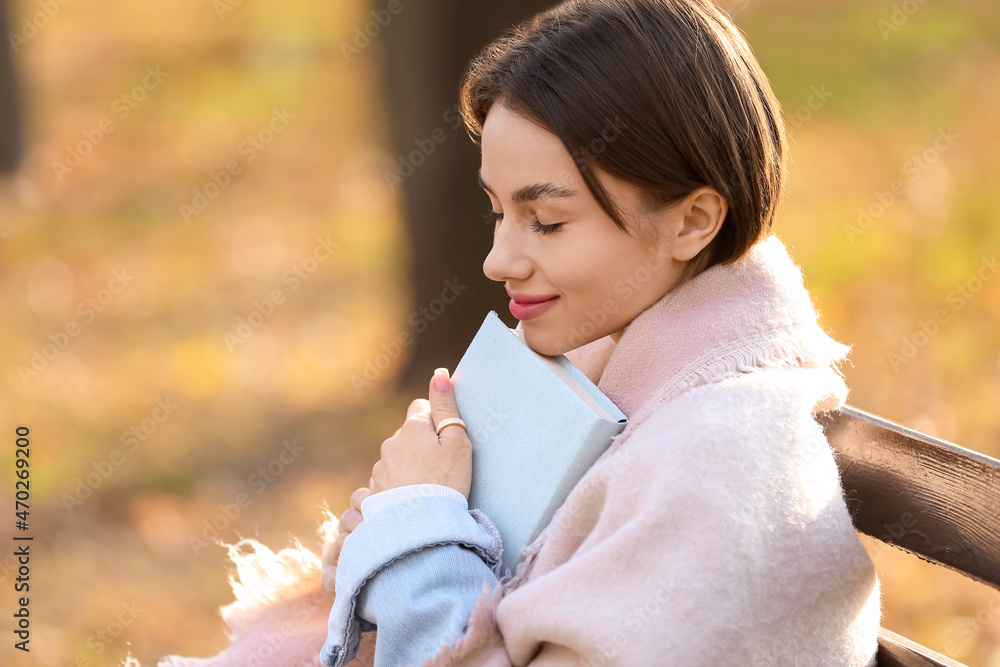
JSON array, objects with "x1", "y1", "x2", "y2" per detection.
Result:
[{"x1": 451, "y1": 311, "x2": 628, "y2": 579}]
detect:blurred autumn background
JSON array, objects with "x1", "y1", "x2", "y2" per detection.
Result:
[{"x1": 0, "y1": 0, "x2": 997, "y2": 665}]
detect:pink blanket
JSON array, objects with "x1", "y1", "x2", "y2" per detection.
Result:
[{"x1": 155, "y1": 510, "x2": 374, "y2": 667}]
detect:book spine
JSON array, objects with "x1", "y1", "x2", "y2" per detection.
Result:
[{"x1": 526, "y1": 418, "x2": 627, "y2": 548}]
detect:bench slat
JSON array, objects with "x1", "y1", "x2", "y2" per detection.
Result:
[
  {"x1": 877, "y1": 629, "x2": 966, "y2": 667},
  {"x1": 819, "y1": 406, "x2": 1000, "y2": 590}
]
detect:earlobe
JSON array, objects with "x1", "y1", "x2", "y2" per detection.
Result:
[{"x1": 673, "y1": 187, "x2": 727, "y2": 261}]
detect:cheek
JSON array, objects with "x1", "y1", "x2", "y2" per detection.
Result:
[
  {"x1": 539, "y1": 240, "x2": 592, "y2": 288},
  {"x1": 565, "y1": 242, "x2": 641, "y2": 294},
  {"x1": 578, "y1": 266, "x2": 621, "y2": 303},
  {"x1": 557, "y1": 254, "x2": 633, "y2": 326}
]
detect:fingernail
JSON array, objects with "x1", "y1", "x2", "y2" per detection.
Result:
[{"x1": 433, "y1": 368, "x2": 450, "y2": 392}]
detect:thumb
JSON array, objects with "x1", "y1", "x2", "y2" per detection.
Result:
[{"x1": 429, "y1": 368, "x2": 467, "y2": 443}]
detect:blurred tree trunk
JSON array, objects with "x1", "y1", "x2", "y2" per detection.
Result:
[
  {"x1": 0, "y1": 0, "x2": 22, "y2": 171},
  {"x1": 381, "y1": 1, "x2": 552, "y2": 393}
]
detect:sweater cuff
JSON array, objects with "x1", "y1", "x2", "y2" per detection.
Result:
[
  {"x1": 360, "y1": 484, "x2": 468, "y2": 520},
  {"x1": 321, "y1": 495, "x2": 503, "y2": 667}
]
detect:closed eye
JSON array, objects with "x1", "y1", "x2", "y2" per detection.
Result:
[
  {"x1": 531, "y1": 220, "x2": 562, "y2": 236},
  {"x1": 484, "y1": 209, "x2": 562, "y2": 236}
]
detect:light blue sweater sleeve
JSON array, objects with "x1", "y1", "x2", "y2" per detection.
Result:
[
  {"x1": 359, "y1": 484, "x2": 469, "y2": 520},
  {"x1": 319, "y1": 493, "x2": 504, "y2": 667}
]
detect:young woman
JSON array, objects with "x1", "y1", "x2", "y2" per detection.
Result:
[
  {"x1": 160, "y1": 1, "x2": 881, "y2": 665},
  {"x1": 318, "y1": 0, "x2": 882, "y2": 664}
]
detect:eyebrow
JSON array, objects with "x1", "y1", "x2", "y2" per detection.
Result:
[{"x1": 477, "y1": 171, "x2": 578, "y2": 204}]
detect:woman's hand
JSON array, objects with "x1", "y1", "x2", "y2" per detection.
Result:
[
  {"x1": 370, "y1": 367, "x2": 473, "y2": 498},
  {"x1": 320, "y1": 368, "x2": 471, "y2": 601},
  {"x1": 321, "y1": 482, "x2": 372, "y2": 600}
]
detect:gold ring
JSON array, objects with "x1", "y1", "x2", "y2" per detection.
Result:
[{"x1": 435, "y1": 417, "x2": 467, "y2": 436}]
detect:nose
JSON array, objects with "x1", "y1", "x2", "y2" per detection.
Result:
[{"x1": 483, "y1": 218, "x2": 532, "y2": 283}]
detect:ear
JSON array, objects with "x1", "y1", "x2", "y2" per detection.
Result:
[{"x1": 670, "y1": 187, "x2": 727, "y2": 262}]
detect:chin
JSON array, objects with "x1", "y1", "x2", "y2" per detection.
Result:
[
  {"x1": 521, "y1": 321, "x2": 591, "y2": 357},
  {"x1": 518, "y1": 326, "x2": 561, "y2": 357}
]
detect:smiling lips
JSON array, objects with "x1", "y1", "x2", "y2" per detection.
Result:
[{"x1": 507, "y1": 291, "x2": 560, "y2": 320}]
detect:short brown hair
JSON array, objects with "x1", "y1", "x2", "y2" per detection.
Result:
[{"x1": 460, "y1": 0, "x2": 787, "y2": 284}]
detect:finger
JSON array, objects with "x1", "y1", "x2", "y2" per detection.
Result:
[
  {"x1": 323, "y1": 533, "x2": 345, "y2": 569},
  {"x1": 370, "y1": 460, "x2": 382, "y2": 493},
  {"x1": 350, "y1": 487, "x2": 371, "y2": 512},
  {"x1": 429, "y1": 368, "x2": 467, "y2": 443},
  {"x1": 321, "y1": 564, "x2": 337, "y2": 600},
  {"x1": 338, "y1": 508, "x2": 363, "y2": 534},
  {"x1": 406, "y1": 398, "x2": 430, "y2": 419}
]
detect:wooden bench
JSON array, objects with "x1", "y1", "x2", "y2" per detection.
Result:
[{"x1": 818, "y1": 406, "x2": 1000, "y2": 667}]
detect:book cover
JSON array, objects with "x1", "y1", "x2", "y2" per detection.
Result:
[{"x1": 452, "y1": 311, "x2": 628, "y2": 579}]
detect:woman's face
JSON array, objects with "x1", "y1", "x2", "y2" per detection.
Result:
[{"x1": 479, "y1": 104, "x2": 690, "y2": 356}]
